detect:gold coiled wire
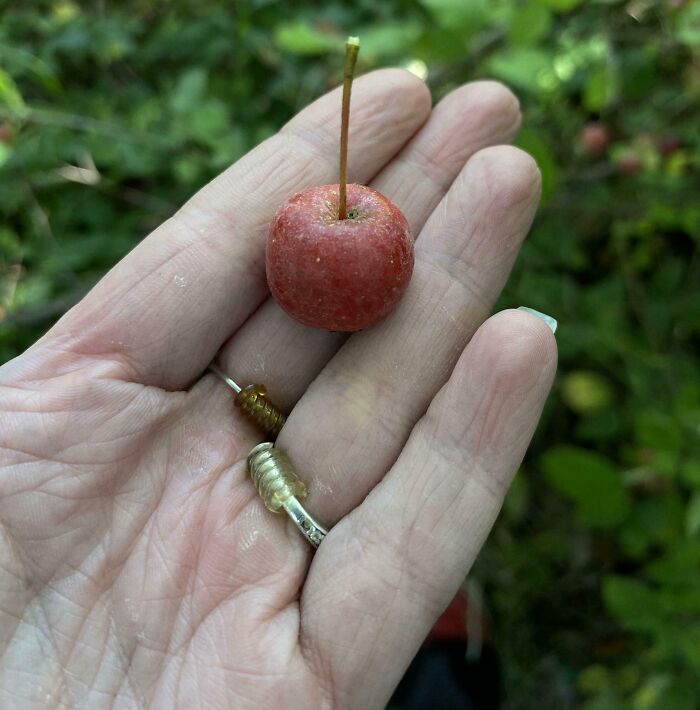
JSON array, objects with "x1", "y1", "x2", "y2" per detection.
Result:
[
  {"x1": 247, "y1": 442, "x2": 308, "y2": 512},
  {"x1": 235, "y1": 384, "x2": 286, "y2": 438}
]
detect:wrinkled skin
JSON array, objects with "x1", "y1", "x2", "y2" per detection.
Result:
[
  {"x1": 0, "y1": 71, "x2": 556, "y2": 709},
  {"x1": 267, "y1": 183, "x2": 413, "y2": 331}
]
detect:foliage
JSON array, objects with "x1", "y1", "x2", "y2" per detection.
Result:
[{"x1": 1, "y1": 0, "x2": 699, "y2": 707}]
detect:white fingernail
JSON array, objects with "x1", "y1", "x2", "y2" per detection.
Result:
[{"x1": 518, "y1": 306, "x2": 558, "y2": 334}]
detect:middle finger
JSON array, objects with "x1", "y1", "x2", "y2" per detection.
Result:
[{"x1": 281, "y1": 143, "x2": 542, "y2": 524}]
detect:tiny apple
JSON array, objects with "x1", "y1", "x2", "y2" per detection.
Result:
[
  {"x1": 658, "y1": 134, "x2": 682, "y2": 156},
  {"x1": 0, "y1": 122, "x2": 14, "y2": 144},
  {"x1": 615, "y1": 149, "x2": 642, "y2": 176},
  {"x1": 266, "y1": 183, "x2": 413, "y2": 332},
  {"x1": 265, "y1": 36, "x2": 413, "y2": 332},
  {"x1": 580, "y1": 122, "x2": 610, "y2": 158}
]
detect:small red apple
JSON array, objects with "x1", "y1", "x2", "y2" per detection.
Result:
[
  {"x1": 266, "y1": 183, "x2": 413, "y2": 332},
  {"x1": 615, "y1": 150, "x2": 642, "y2": 176},
  {"x1": 580, "y1": 122, "x2": 610, "y2": 158},
  {"x1": 658, "y1": 134, "x2": 682, "y2": 156},
  {"x1": 0, "y1": 122, "x2": 14, "y2": 144}
]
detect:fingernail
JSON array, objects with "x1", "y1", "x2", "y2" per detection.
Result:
[
  {"x1": 518, "y1": 306, "x2": 558, "y2": 334},
  {"x1": 403, "y1": 59, "x2": 429, "y2": 81}
]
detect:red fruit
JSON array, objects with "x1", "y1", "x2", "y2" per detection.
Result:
[
  {"x1": 616, "y1": 151, "x2": 642, "y2": 176},
  {"x1": 266, "y1": 183, "x2": 413, "y2": 332},
  {"x1": 0, "y1": 122, "x2": 13, "y2": 144},
  {"x1": 580, "y1": 122, "x2": 610, "y2": 158},
  {"x1": 659, "y1": 134, "x2": 682, "y2": 156}
]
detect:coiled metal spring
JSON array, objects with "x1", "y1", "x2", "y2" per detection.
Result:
[
  {"x1": 209, "y1": 364, "x2": 286, "y2": 438},
  {"x1": 247, "y1": 442, "x2": 308, "y2": 512},
  {"x1": 235, "y1": 384, "x2": 286, "y2": 438}
]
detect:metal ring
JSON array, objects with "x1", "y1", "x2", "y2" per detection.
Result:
[{"x1": 281, "y1": 496, "x2": 328, "y2": 548}]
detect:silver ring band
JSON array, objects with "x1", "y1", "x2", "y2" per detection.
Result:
[{"x1": 282, "y1": 496, "x2": 328, "y2": 547}]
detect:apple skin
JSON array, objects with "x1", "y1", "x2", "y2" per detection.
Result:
[{"x1": 266, "y1": 183, "x2": 413, "y2": 332}]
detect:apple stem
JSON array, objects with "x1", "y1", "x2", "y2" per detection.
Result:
[{"x1": 339, "y1": 36, "x2": 359, "y2": 221}]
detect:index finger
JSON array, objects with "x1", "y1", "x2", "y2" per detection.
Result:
[{"x1": 47, "y1": 70, "x2": 431, "y2": 389}]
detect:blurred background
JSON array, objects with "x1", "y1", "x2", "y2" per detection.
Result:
[{"x1": 1, "y1": 0, "x2": 699, "y2": 708}]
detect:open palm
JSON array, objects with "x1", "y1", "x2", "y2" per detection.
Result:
[{"x1": 0, "y1": 71, "x2": 557, "y2": 708}]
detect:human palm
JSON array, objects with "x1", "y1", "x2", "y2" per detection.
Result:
[{"x1": 0, "y1": 71, "x2": 557, "y2": 708}]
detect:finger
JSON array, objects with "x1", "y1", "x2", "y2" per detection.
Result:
[
  {"x1": 215, "y1": 81, "x2": 522, "y2": 409},
  {"x1": 371, "y1": 80, "x2": 522, "y2": 226},
  {"x1": 280, "y1": 145, "x2": 541, "y2": 522},
  {"x1": 50, "y1": 69, "x2": 431, "y2": 389},
  {"x1": 301, "y1": 309, "x2": 558, "y2": 708}
]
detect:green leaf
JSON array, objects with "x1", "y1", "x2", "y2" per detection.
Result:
[
  {"x1": 676, "y1": 2, "x2": 700, "y2": 47},
  {"x1": 0, "y1": 142, "x2": 11, "y2": 169},
  {"x1": 602, "y1": 575, "x2": 662, "y2": 633},
  {"x1": 0, "y1": 43, "x2": 61, "y2": 94},
  {"x1": 583, "y1": 64, "x2": 616, "y2": 111},
  {"x1": 411, "y1": 29, "x2": 469, "y2": 63},
  {"x1": 541, "y1": 446, "x2": 629, "y2": 526},
  {"x1": 633, "y1": 675, "x2": 672, "y2": 710},
  {"x1": 487, "y1": 47, "x2": 553, "y2": 93},
  {"x1": 0, "y1": 69, "x2": 25, "y2": 113},
  {"x1": 577, "y1": 664, "x2": 611, "y2": 694},
  {"x1": 53, "y1": 1, "x2": 80, "y2": 24},
  {"x1": 536, "y1": 0, "x2": 582, "y2": 12},
  {"x1": 681, "y1": 460, "x2": 700, "y2": 488},
  {"x1": 575, "y1": 409, "x2": 622, "y2": 441},
  {"x1": 187, "y1": 99, "x2": 230, "y2": 146},
  {"x1": 503, "y1": 472, "x2": 530, "y2": 523},
  {"x1": 171, "y1": 67, "x2": 208, "y2": 115},
  {"x1": 620, "y1": 495, "x2": 684, "y2": 558},
  {"x1": 508, "y1": 3, "x2": 552, "y2": 46},
  {"x1": 0, "y1": 227, "x2": 21, "y2": 260},
  {"x1": 634, "y1": 410, "x2": 683, "y2": 455},
  {"x1": 418, "y1": 0, "x2": 489, "y2": 31},
  {"x1": 357, "y1": 23, "x2": 423, "y2": 60},
  {"x1": 516, "y1": 128, "x2": 557, "y2": 202},
  {"x1": 647, "y1": 541, "x2": 700, "y2": 584},
  {"x1": 274, "y1": 21, "x2": 338, "y2": 55}
]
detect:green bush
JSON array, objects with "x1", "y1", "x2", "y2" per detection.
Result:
[{"x1": 1, "y1": 1, "x2": 699, "y2": 707}]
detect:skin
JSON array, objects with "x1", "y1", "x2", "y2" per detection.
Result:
[
  {"x1": 0, "y1": 70, "x2": 556, "y2": 709},
  {"x1": 266, "y1": 183, "x2": 413, "y2": 332}
]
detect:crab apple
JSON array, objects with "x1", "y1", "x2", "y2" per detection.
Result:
[
  {"x1": 580, "y1": 122, "x2": 610, "y2": 158},
  {"x1": 659, "y1": 134, "x2": 682, "y2": 156},
  {"x1": 0, "y1": 122, "x2": 13, "y2": 144},
  {"x1": 265, "y1": 36, "x2": 414, "y2": 332},
  {"x1": 266, "y1": 183, "x2": 413, "y2": 332},
  {"x1": 615, "y1": 150, "x2": 642, "y2": 176}
]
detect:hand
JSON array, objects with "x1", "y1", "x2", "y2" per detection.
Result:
[{"x1": 0, "y1": 71, "x2": 556, "y2": 708}]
